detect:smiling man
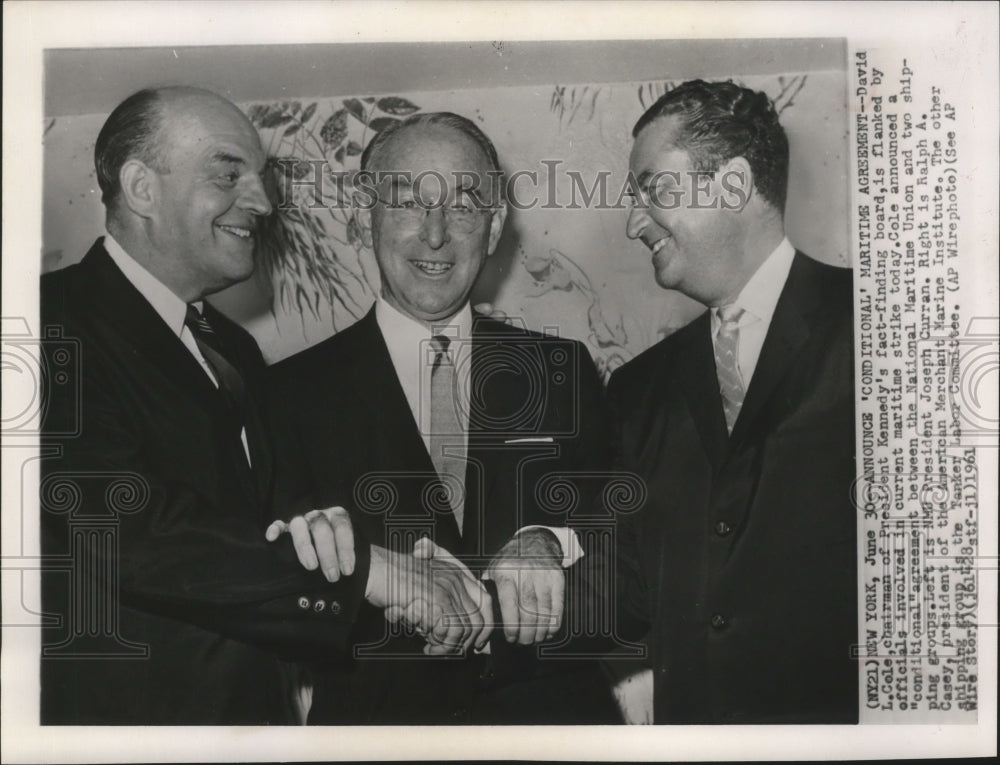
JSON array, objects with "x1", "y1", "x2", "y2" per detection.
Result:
[
  {"x1": 39, "y1": 87, "x2": 469, "y2": 725},
  {"x1": 607, "y1": 79, "x2": 858, "y2": 723},
  {"x1": 265, "y1": 112, "x2": 619, "y2": 724}
]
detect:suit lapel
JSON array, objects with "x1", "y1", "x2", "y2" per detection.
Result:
[
  {"x1": 348, "y1": 310, "x2": 463, "y2": 548},
  {"x1": 80, "y1": 242, "x2": 269, "y2": 503},
  {"x1": 460, "y1": 316, "x2": 511, "y2": 556},
  {"x1": 81, "y1": 242, "x2": 224, "y2": 412},
  {"x1": 729, "y1": 251, "x2": 816, "y2": 446},
  {"x1": 243, "y1": 399, "x2": 271, "y2": 502},
  {"x1": 675, "y1": 312, "x2": 729, "y2": 469},
  {"x1": 204, "y1": 302, "x2": 272, "y2": 501}
]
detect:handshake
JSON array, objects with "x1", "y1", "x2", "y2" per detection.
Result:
[{"x1": 266, "y1": 508, "x2": 566, "y2": 655}]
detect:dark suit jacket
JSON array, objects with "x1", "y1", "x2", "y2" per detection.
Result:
[
  {"x1": 39, "y1": 240, "x2": 369, "y2": 725},
  {"x1": 608, "y1": 252, "x2": 858, "y2": 724},
  {"x1": 266, "y1": 307, "x2": 619, "y2": 724}
]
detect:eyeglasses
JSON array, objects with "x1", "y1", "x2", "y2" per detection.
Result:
[{"x1": 379, "y1": 199, "x2": 495, "y2": 234}]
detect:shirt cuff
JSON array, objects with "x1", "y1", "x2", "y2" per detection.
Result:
[{"x1": 517, "y1": 525, "x2": 584, "y2": 568}]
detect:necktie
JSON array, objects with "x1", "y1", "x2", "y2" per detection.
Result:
[
  {"x1": 185, "y1": 304, "x2": 247, "y2": 432},
  {"x1": 429, "y1": 335, "x2": 466, "y2": 534},
  {"x1": 714, "y1": 304, "x2": 746, "y2": 433}
]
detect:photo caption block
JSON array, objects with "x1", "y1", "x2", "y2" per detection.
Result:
[{"x1": 852, "y1": 46, "x2": 992, "y2": 723}]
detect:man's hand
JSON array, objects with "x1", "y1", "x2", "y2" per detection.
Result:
[
  {"x1": 372, "y1": 540, "x2": 493, "y2": 655},
  {"x1": 487, "y1": 528, "x2": 565, "y2": 645},
  {"x1": 472, "y1": 302, "x2": 510, "y2": 323},
  {"x1": 265, "y1": 506, "x2": 355, "y2": 582}
]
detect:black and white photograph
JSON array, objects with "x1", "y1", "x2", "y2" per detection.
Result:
[{"x1": 2, "y1": 1, "x2": 997, "y2": 761}]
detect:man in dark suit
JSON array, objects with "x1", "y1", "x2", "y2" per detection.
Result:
[
  {"x1": 266, "y1": 112, "x2": 620, "y2": 724},
  {"x1": 39, "y1": 87, "x2": 476, "y2": 724},
  {"x1": 607, "y1": 80, "x2": 858, "y2": 723}
]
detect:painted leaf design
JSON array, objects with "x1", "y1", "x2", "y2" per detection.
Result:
[
  {"x1": 345, "y1": 140, "x2": 362, "y2": 157},
  {"x1": 343, "y1": 98, "x2": 367, "y2": 125},
  {"x1": 334, "y1": 146, "x2": 345, "y2": 164},
  {"x1": 320, "y1": 109, "x2": 349, "y2": 146},
  {"x1": 246, "y1": 104, "x2": 268, "y2": 124},
  {"x1": 291, "y1": 160, "x2": 315, "y2": 179},
  {"x1": 259, "y1": 108, "x2": 293, "y2": 128},
  {"x1": 346, "y1": 216, "x2": 362, "y2": 248},
  {"x1": 377, "y1": 96, "x2": 419, "y2": 115},
  {"x1": 363, "y1": 97, "x2": 376, "y2": 104},
  {"x1": 368, "y1": 116, "x2": 401, "y2": 133},
  {"x1": 300, "y1": 102, "x2": 317, "y2": 124},
  {"x1": 588, "y1": 304, "x2": 615, "y2": 346},
  {"x1": 550, "y1": 261, "x2": 572, "y2": 290},
  {"x1": 524, "y1": 254, "x2": 552, "y2": 281},
  {"x1": 283, "y1": 122, "x2": 301, "y2": 137}
]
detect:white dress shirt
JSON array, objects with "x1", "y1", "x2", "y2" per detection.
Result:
[
  {"x1": 710, "y1": 237, "x2": 796, "y2": 390},
  {"x1": 375, "y1": 296, "x2": 472, "y2": 454},
  {"x1": 103, "y1": 233, "x2": 252, "y2": 463},
  {"x1": 374, "y1": 295, "x2": 581, "y2": 567}
]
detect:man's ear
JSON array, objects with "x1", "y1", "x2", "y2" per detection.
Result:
[
  {"x1": 718, "y1": 156, "x2": 754, "y2": 213},
  {"x1": 485, "y1": 202, "x2": 508, "y2": 256},
  {"x1": 118, "y1": 159, "x2": 158, "y2": 219}
]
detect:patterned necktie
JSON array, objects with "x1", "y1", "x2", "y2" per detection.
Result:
[
  {"x1": 714, "y1": 304, "x2": 746, "y2": 433},
  {"x1": 429, "y1": 335, "x2": 466, "y2": 534},
  {"x1": 184, "y1": 304, "x2": 247, "y2": 423}
]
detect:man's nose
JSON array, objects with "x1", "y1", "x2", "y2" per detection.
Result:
[
  {"x1": 626, "y1": 204, "x2": 648, "y2": 240},
  {"x1": 418, "y1": 206, "x2": 450, "y2": 249},
  {"x1": 240, "y1": 174, "x2": 273, "y2": 217}
]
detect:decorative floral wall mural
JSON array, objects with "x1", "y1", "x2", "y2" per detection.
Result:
[
  {"x1": 524, "y1": 247, "x2": 631, "y2": 381},
  {"x1": 248, "y1": 95, "x2": 426, "y2": 330}
]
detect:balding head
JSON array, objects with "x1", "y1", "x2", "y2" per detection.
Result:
[
  {"x1": 98, "y1": 86, "x2": 271, "y2": 301},
  {"x1": 95, "y1": 86, "x2": 247, "y2": 211}
]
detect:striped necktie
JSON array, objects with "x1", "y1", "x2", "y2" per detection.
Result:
[
  {"x1": 185, "y1": 304, "x2": 247, "y2": 422},
  {"x1": 429, "y1": 334, "x2": 466, "y2": 534},
  {"x1": 714, "y1": 304, "x2": 746, "y2": 433}
]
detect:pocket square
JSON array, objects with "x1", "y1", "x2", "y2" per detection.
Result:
[{"x1": 502, "y1": 436, "x2": 555, "y2": 444}]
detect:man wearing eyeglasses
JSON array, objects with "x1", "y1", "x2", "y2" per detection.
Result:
[{"x1": 265, "y1": 112, "x2": 619, "y2": 724}]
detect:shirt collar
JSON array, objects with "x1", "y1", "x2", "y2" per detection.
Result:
[
  {"x1": 103, "y1": 232, "x2": 202, "y2": 338},
  {"x1": 717, "y1": 237, "x2": 796, "y2": 325},
  {"x1": 375, "y1": 295, "x2": 472, "y2": 354},
  {"x1": 375, "y1": 295, "x2": 472, "y2": 344}
]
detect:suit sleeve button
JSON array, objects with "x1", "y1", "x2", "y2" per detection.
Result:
[
  {"x1": 298, "y1": 596, "x2": 311, "y2": 610},
  {"x1": 710, "y1": 613, "x2": 728, "y2": 630},
  {"x1": 714, "y1": 521, "x2": 733, "y2": 537},
  {"x1": 313, "y1": 599, "x2": 326, "y2": 612},
  {"x1": 329, "y1": 600, "x2": 342, "y2": 615}
]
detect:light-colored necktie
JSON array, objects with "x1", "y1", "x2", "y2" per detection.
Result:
[
  {"x1": 714, "y1": 304, "x2": 746, "y2": 433},
  {"x1": 429, "y1": 335, "x2": 466, "y2": 533}
]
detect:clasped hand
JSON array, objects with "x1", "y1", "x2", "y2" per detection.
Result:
[
  {"x1": 267, "y1": 508, "x2": 564, "y2": 651},
  {"x1": 486, "y1": 528, "x2": 565, "y2": 645},
  {"x1": 374, "y1": 538, "x2": 492, "y2": 655}
]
